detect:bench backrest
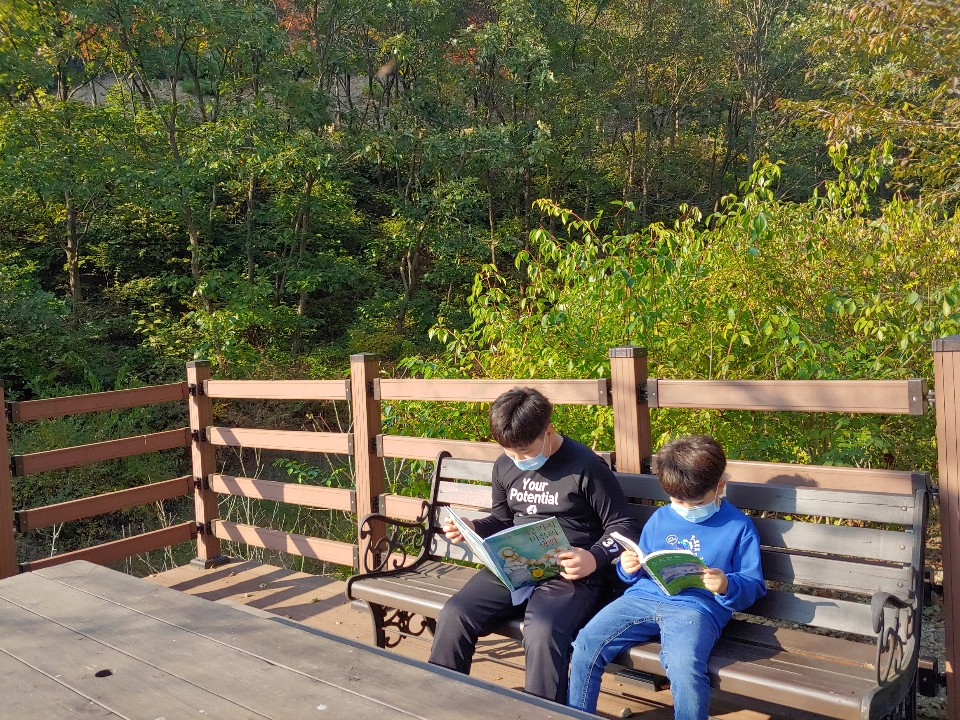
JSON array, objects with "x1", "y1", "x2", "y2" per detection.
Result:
[{"x1": 409, "y1": 454, "x2": 930, "y2": 641}]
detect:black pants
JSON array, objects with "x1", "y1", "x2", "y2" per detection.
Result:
[{"x1": 427, "y1": 569, "x2": 604, "y2": 703}]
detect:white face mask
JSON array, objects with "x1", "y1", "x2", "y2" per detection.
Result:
[{"x1": 511, "y1": 434, "x2": 549, "y2": 471}]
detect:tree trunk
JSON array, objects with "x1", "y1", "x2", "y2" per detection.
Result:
[
  {"x1": 65, "y1": 191, "x2": 81, "y2": 309},
  {"x1": 291, "y1": 177, "x2": 315, "y2": 357},
  {"x1": 246, "y1": 173, "x2": 256, "y2": 286}
]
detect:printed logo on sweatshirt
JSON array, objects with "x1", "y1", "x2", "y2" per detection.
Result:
[
  {"x1": 666, "y1": 533, "x2": 701, "y2": 555},
  {"x1": 509, "y1": 478, "x2": 560, "y2": 515}
]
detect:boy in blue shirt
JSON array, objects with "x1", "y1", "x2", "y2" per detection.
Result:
[{"x1": 567, "y1": 435, "x2": 766, "y2": 719}]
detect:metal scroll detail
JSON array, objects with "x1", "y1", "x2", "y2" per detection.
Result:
[
  {"x1": 357, "y1": 500, "x2": 431, "y2": 574},
  {"x1": 380, "y1": 608, "x2": 436, "y2": 649},
  {"x1": 875, "y1": 601, "x2": 916, "y2": 687}
]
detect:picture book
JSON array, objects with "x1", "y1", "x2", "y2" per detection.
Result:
[
  {"x1": 445, "y1": 508, "x2": 572, "y2": 602},
  {"x1": 609, "y1": 531, "x2": 708, "y2": 596}
]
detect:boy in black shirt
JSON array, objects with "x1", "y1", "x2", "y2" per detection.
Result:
[{"x1": 427, "y1": 387, "x2": 638, "y2": 702}]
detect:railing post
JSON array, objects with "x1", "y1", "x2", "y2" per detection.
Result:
[
  {"x1": 186, "y1": 361, "x2": 226, "y2": 568},
  {"x1": 0, "y1": 384, "x2": 17, "y2": 578},
  {"x1": 933, "y1": 335, "x2": 960, "y2": 716},
  {"x1": 350, "y1": 354, "x2": 385, "y2": 550},
  {"x1": 609, "y1": 347, "x2": 653, "y2": 474}
]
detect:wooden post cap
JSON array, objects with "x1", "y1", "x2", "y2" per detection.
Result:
[
  {"x1": 933, "y1": 335, "x2": 960, "y2": 352},
  {"x1": 608, "y1": 347, "x2": 647, "y2": 358}
]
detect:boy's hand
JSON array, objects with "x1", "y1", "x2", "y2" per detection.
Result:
[
  {"x1": 702, "y1": 567, "x2": 728, "y2": 595},
  {"x1": 441, "y1": 518, "x2": 470, "y2": 544},
  {"x1": 557, "y1": 548, "x2": 597, "y2": 580},
  {"x1": 619, "y1": 550, "x2": 642, "y2": 575}
]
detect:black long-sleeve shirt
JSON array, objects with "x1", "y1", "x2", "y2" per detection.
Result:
[{"x1": 472, "y1": 435, "x2": 639, "y2": 571}]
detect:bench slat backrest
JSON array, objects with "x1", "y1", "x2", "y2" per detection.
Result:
[{"x1": 411, "y1": 455, "x2": 928, "y2": 641}]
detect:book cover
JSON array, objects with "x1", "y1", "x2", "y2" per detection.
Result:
[
  {"x1": 609, "y1": 531, "x2": 708, "y2": 596},
  {"x1": 446, "y1": 508, "x2": 572, "y2": 596}
]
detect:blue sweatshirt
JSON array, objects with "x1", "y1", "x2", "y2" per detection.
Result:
[{"x1": 617, "y1": 500, "x2": 766, "y2": 635}]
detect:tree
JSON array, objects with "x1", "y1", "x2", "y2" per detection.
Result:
[{"x1": 794, "y1": 1, "x2": 960, "y2": 201}]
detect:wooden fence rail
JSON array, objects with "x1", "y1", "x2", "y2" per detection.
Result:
[
  {"x1": 7, "y1": 382, "x2": 188, "y2": 422},
  {"x1": 16, "y1": 476, "x2": 193, "y2": 532}
]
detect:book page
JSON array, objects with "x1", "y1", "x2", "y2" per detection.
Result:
[
  {"x1": 445, "y1": 508, "x2": 514, "y2": 589},
  {"x1": 609, "y1": 531, "x2": 644, "y2": 561},
  {"x1": 643, "y1": 551, "x2": 707, "y2": 596},
  {"x1": 482, "y1": 517, "x2": 571, "y2": 588}
]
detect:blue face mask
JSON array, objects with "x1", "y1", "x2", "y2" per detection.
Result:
[
  {"x1": 511, "y1": 435, "x2": 550, "y2": 472},
  {"x1": 671, "y1": 491, "x2": 722, "y2": 524}
]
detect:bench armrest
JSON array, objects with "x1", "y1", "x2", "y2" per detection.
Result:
[
  {"x1": 870, "y1": 590, "x2": 920, "y2": 687},
  {"x1": 345, "y1": 506, "x2": 433, "y2": 600}
]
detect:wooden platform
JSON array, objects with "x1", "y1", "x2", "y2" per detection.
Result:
[
  {"x1": 145, "y1": 558, "x2": 779, "y2": 720},
  {"x1": 0, "y1": 561, "x2": 603, "y2": 719}
]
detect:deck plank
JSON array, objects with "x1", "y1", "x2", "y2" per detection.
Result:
[{"x1": 0, "y1": 650, "x2": 123, "y2": 718}]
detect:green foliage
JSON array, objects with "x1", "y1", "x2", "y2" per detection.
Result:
[
  {"x1": 794, "y1": 1, "x2": 960, "y2": 201},
  {"x1": 421, "y1": 155, "x2": 958, "y2": 470}
]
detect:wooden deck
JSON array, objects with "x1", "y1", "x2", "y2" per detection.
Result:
[
  {"x1": 145, "y1": 559, "x2": 779, "y2": 720},
  {"x1": 0, "y1": 561, "x2": 602, "y2": 719}
]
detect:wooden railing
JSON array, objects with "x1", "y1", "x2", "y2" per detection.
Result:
[
  {"x1": 1, "y1": 340, "x2": 958, "y2": 716},
  {"x1": 0, "y1": 382, "x2": 195, "y2": 575}
]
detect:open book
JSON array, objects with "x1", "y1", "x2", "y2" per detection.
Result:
[
  {"x1": 446, "y1": 508, "x2": 572, "y2": 603},
  {"x1": 610, "y1": 531, "x2": 708, "y2": 596}
]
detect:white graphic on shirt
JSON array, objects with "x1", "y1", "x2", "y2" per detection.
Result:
[
  {"x1": 666, "y1": 533, "x2": 701, "y2": 555},
  {"x1": 526, "y1": 504, "x2": 538, "y2": 515},
  {"x1": 509, "y1": 477, "x2": 560, "y2": 508}
]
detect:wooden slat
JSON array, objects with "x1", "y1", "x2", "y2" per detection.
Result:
[
  {"x1": 209, "y1": 474, "x2": 355, "y2": 512},
  {"x1": 378, "y1": 494, "x2": 430, "y2": 521},
  {"x1": 19, "y1": 522, "x2": 196, "y2": 571},
  {"x1": 760, "y1": 551, "x2": 913, "y2": 600},
  {"x1": 752, "y1": 516, "x2": 914, "y2": 563},
  {"x1": 376, "y1": 378, "x2": 610, "y2": 405},
  {"x1": 650, "y1": 378, "x2": 927, "y2": 414},
  {"x1": 379, "y1": 435, "x2": 504, "y2": 461},
  {"x1": 212, "y1": 520, "x2": 356, "y2": 567},
  {"x1": 616, "y1": 472, "x2": 918, "y2": 524},
  {"x1": 439, "y1": 457, "x2": 495, "y2": 482},
  {"x1": 437, "y1": 481, "x2": 494, "y2": 508},
  {"x1": 204, "y1": 379, "x2": 349, "y2": 400},
  {"x1": 379, "y1": 436, "x2": 614, "y2": 468},
  {"x1": 16, "y1": 476, "x2": 193, "y2": 532},
  {"x1": 7, "y1": 383, "x2": 189, "y2": 423},
  {"x1": 11, "y1": 428, "x2": 190, "y2": 476},
  {"x1": 724, "y1": 460, "x2": 925, "y2": 494},
  {"x1": 746, "y1": 589, "x2": 876, "y2": 637},
  {"x1": 624, "y1": 504, "x2": 915, "y2": 563},
  {"x1": 206, "y1": 426, "x2": 352, "y2": 455}
]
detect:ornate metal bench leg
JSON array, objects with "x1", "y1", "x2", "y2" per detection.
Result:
[
  {"x1": 363, "y1": 601, "x2": 388, "y2": 648},
  {"x1": 374, "y1": 608, "x2": 437, "y2": 649}
]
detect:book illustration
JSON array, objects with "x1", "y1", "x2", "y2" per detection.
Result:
[
  {"x1": 446, "y1": 508, "x2": 572, "y2": 598},
  {"x1": 609, "y1": 531, "x2": 708, "y2": 596}
]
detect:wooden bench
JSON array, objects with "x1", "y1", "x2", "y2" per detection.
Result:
[{"x1": 346, "y1": 452, "x2": 932, "y2": 720}]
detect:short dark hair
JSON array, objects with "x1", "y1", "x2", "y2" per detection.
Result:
[
  {"x1": 489, "y1": 387, "x2": 553, "y2": 449},
  {"x1": 654, "y1": 435, "x2": 726, "y2": 501}
]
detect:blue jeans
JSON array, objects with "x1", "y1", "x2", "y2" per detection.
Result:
[{"x1": 567, "y1": 594, "x2": 720, "y2": 719}]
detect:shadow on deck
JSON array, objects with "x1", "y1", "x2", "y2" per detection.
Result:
[{"x1": 145, "y1": 559, "x2": 779, "y2": 720}]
